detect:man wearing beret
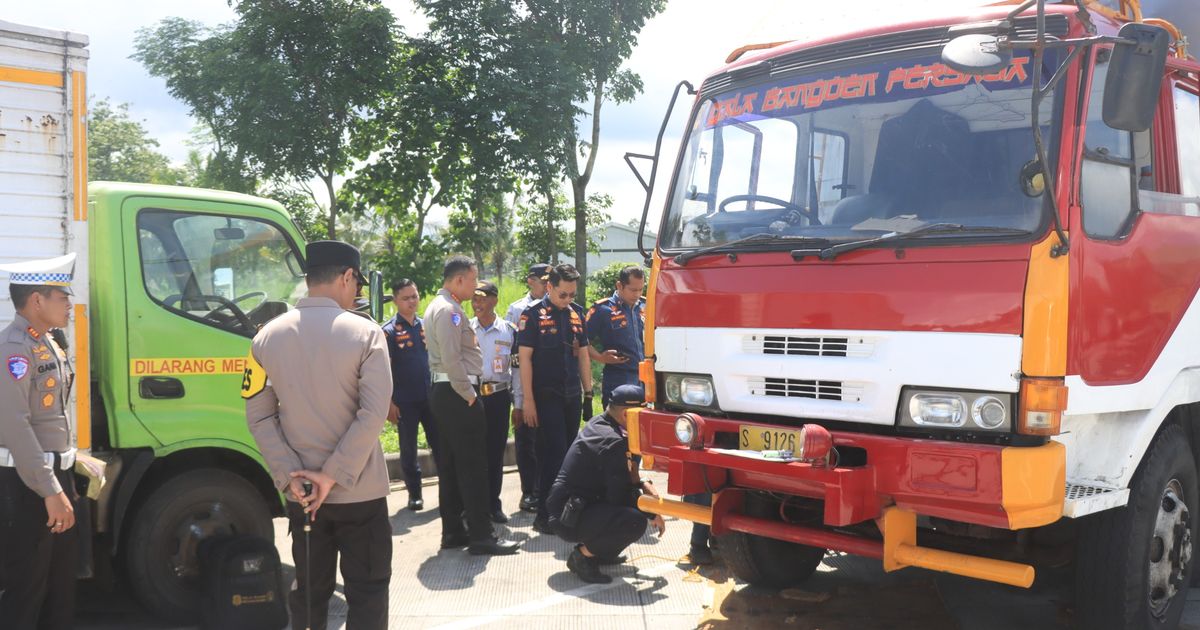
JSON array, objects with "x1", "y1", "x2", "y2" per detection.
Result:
[
  {"x1": 243, "y1": 240, "x2": 393, "y2": 630},
  {"x1": 545, "y1": 384, "x2": 666, "y2": 584}
]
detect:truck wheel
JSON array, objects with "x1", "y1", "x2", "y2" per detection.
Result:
[
  {"x1": 720, "y1": 495, "x2": 825, "y2": 588},
  {"x1": 124, "y1": 468, "x2": 273, "y2": 623},
  {"x1": 1075, "y1": 424, "x2": 1197, "y2": 630}
]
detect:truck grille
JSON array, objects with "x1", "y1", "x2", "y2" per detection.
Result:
[
  {"x1": 743, "y1": 335, "x2": 873, "y2": 358},
  {"x1": 747, "y1": 377, "x2": 865, "y2": 402}
]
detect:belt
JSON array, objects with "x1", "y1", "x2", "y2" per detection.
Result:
[
  {"x1": 0, "y1": 447, "x2": 76, "y2": 470},
  {"x1": 480, "y1": 381, "x2": 510, "y2": 396},
  {"x1": 432, "y1": 372, "x2": 479, "y2": 385}
]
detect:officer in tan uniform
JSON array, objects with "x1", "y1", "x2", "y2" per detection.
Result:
[
  {"x1": 242, "y1": 241, "x2": 392, "y2": 630},
  {"x1": 0, "y1": 253, "x2": 79, "y2": 630},
  {"x1": 425, "y1": 255, "x2": 520, "y2": 556}
]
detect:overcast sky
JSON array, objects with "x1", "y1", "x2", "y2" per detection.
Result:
[{"x1": 5, "y1": 0, "x2": 983, "y2": 231}]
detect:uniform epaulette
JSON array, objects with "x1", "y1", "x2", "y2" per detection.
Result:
[
  {"x1": 345, "y1": 309, "x2": 374, "y2": 321},
  {"x1": 593, "y1": 297, "x2": 609, "y2": 306}
]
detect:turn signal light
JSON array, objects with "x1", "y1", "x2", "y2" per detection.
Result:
[
  {"x1": 639, "y1": 359, "x2": 657, "y2": 403},
  {"x1": 1017, "y1": 378, "x2": 1067, "y2": 436}
]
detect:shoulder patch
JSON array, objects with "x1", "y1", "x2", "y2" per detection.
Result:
[
  {"x1": 240, "y1": 348, "x2": 269, "y2": 400},
  {"x1": 518, "y1": 314, "x2": 528, "y2": 331},
  {"x1": 451, "y1": 312, "x2": 462, "y2": 327},
  {"x1": 7, "y1": 355, "x2": 30, "y2": 381}
]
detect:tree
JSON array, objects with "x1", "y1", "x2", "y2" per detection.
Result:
[
  {"x1": 514, "y1": 186, "x2": 610, "y2": 269},
  {"x1": 415, "y1": 0, "x2": 665, "y2": 300},
  {"x1": 447, "y1": 193, "x2": 516, "y2": 279},
  {"x1": 87, "y1": 98, "x2": 184, "y2": 184},
  {"x1": 133, "y1": 0, "x2": 398, "y2": 238}
]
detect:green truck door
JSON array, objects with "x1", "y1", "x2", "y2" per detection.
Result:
[{"x1": 122, "y1": 197, "x2": 306, "y2": 447}]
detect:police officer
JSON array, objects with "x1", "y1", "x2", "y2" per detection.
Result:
[
  {"x1": 0, "y1": 253, "x2": 79, "y2": 630},
  {"x1": 546, "y1": 385, "x2": 665, "y2": 584},
  {"x1": 516, "y1": 263, "x2": 593, "y2": 534},
  {"x1": 425, "y1": 256, "x2": 520, "y2": 555},
  {"x1": 586, "y1": 265, "x2": 647, "y2": 408},
  {"x1": 504, "y1": 263, "x2": 549, "y2": 512},
  {"x1": 383, "y1": 277, "x2": 438, "y2": 511},
  {"x1": 470, "y1": 280, "x2": 521, "y2": 524},
  {"x1": 243, "y1": 240, "x2": 393, "y2": 630}
]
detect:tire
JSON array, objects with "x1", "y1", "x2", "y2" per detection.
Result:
[
  {"x1": 1075, "y1": 424, "x2": 1197, "y2": 630},
  {"x1": 719, "y1": 494, "x2": 826, "y2": 588},
  {"x1": 124, "y1": 468, "x2": 274, "y2": 623}
]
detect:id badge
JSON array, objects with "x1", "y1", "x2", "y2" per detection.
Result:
[{"x1": 493, "y1": 356, "x2": 506, "y2": 373}]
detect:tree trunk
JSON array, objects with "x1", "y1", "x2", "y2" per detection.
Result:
[
  {"x1": 470, "y1": 192, "x2": 484, "y2": 267},
  {"x1": 544, "y1": 185, "x2": 557, "y2": 264},
  {"x1": 321, "y1": 172, "x2": 338, "y2": 240},
  {"x1": 568, "y1": 83, "x2": 606, "y2": 303}
]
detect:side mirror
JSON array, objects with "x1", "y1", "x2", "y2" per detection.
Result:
[
  {"x1": 368, "y1": 270, "x2": 384, "y2": 323},
  {"x1": 942, "y1": 34, "x2": 1013, "y2": 75},
  {"x1": 1103, "y1": 23, "x2": 1170, "y2": 132}
]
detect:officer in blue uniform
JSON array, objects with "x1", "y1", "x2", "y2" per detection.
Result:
[
  {"x1": 585, "y1": 265, "x2": 647, "y2": 407},
  {"x1": 516, "y1": 264, "x2": 592, "y2": 534},
  {"x1": 382, "y1": 278, "x2": 438, "y2": 511}
]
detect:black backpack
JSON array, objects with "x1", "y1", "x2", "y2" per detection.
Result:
[{"x1": 198, "y1": 534, "x2": 289, "y2": 630}]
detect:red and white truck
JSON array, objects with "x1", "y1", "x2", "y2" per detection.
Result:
[{"x1": 628, "y1": 0, "x2": 1200, "y2": 627}]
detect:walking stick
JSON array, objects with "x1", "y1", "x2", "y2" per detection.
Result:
[{"x1": 302, "y1": 480, "x2": 314, "y2": 630}]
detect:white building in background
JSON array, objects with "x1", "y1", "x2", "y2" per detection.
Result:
[{"x1": 562, "y1": 221, "x2": 656, "y2": 273}]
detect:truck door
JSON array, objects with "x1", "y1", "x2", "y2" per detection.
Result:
[{"x1": 124, "y1": 199, "x2": 305, "y2": 447}]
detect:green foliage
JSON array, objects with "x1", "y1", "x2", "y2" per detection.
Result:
[
  {"x1": 586, "y1": 260, "x2": 644, "y2": 305},
  {"x1": 513, "y1": 187, "x2": 610, "y2": 269},
  {"x1": 133, "y1": 0, "x2": 398, "y2": 238},
  {"x1": 87, "y1": 98, "x2": 185, "y2": 184}
]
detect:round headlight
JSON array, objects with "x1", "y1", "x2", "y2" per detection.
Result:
[
  {"x1": 971, "y1": 396, "x2": 1007, "y2": 429},
  {"x1": 674, "y1": 415, "x2": 696, "y2": 445},
  {"x1": 909, "y1": 394, "x2": 966, "y2": 427}
]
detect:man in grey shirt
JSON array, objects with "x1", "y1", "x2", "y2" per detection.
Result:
[
  {"x1": 471, "y1": 280, "x2": 521, "y2": 523},
  {"x1": 425, "y1": 256, "x2": 520, "y2": 556},
  {"x1": 243, "y1": 240, "x2": 392, "y2": 630}
]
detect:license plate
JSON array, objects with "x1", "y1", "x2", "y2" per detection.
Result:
[{"x1": 739, "y1": 425, "x2": 802, "y2": 452}]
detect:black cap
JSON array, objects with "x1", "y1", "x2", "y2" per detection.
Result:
[
  {"x1": 306, "y1": 240, "x2": 366, "y2": 284},
  {"x1": 610, "y1": 384, "x2": 646, "y2": 406},
  {"x1": 527, "y1": 263, "x2": 550, "y2": 280},
  {"x1": 474, "y1": 280, "x2": 499, "y2": 297}
]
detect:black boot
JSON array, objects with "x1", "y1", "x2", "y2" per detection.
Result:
[
  {"x1": 407, "y1": 488, "x2": 424, "y2": 511},
  {"x1": 567, "y1": 546, "x2": 612, "y2": 584}
]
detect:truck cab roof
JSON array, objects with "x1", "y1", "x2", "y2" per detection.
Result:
[{"x1": 88, "y1": 181, "x2": 293, "y2": 221}]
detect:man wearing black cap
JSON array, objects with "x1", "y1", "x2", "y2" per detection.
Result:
[
  {"x1": 546, "y1": 384, "x2": 666, "y2": 584},
  {"x1": 243, "y1": 240, "x2": 393, "y2": 629},
  {"x1": 504, "y1": 263, "x2": 549, "y2": 512},
  {"x1": 470, "y1": 280, "x2": 520, "y2": 523}
]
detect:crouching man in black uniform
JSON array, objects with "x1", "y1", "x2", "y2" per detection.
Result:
[{"x1": 545, "y1": 384, "x2": 666, "y2": 583}]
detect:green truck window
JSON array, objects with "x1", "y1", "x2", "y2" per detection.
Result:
[{"x1": 136, "y1": 209, "x2": 305, "y2": 336}]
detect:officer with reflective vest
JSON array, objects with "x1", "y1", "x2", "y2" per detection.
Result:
[
  {"x1": 585, "y1": 265, "x2": 646, "y2": 407},
  {"x1": 0, "y1": 253, "x2": 79, "y2": 630},
  {"x1": 516, "y1": 263, "x2": 593, "y2": 534}
]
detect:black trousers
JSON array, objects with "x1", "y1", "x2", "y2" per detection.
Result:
[
  {"x1": 430, "y1": 382, "x2": 493, "y2": 542},
  {"x1": 514, "y1": 421, "x2": 537, "y2": 496},
  {"x1": 396, "y1": 398, "x2": 439, "y2": 496},
  {"x1": 533, "y1": 389, "x2": 582, "y2": 520},
  {"x1": 287, "y1": 498, "x2": 391, "y2": 630},
  {"x1": 553, "y1": 503, "x2": 647, "y2": 559},
  {"x1": 0, "y1": 465, "x2": 79, "y2": 630},
  {"x1": 482, "y1": 389, "x2": 512, "y2": 512}
]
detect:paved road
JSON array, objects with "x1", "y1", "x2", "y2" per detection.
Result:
[{"x1": 76, "y1": 470, "x2": 1200, "y2": 629}]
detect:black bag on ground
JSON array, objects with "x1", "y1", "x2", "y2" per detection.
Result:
[{"x1": 198, "y1": 534, "x2": 288, "y2": 630}]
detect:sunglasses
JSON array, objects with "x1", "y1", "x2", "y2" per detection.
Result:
[{"x1": 556, "y1": 290, "x2": 576, "y2": 300}]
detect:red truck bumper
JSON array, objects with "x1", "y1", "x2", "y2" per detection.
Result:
[{"x1": 627, "y1": 408, "x2": 1065, "y2": 588}]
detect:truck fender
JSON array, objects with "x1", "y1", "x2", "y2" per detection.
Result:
[{"x1": 109, "y1": 449, "x2": 157, "y2": 552}]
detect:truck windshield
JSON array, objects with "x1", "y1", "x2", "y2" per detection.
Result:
[{"x1": 661, "y1": 53, "x2": 1061, "y2": 250}]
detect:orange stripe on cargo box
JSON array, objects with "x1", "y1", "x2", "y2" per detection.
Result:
[
  {"x1": 0, "y1": 66, "x2": 63, "y2": 87},
  {"x1": 74, "y1": 305, "x2": 91, "y2": 449}
]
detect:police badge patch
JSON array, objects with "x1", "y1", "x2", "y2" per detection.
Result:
[
  {"x1": 451, "y1": 312, "x2": 462, "y2": 327},
  {"x1": 7, "y1": 355, "x2": 30, "y2": 381}
]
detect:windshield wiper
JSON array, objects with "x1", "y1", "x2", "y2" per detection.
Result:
[
  {"x1": 674, "y1": 233, "x2": 829, "y2": 265},
  {"x1": 791, "y1": 223, "x2": 1034, "y2": 261}
]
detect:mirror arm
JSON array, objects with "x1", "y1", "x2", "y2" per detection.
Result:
[
  {"x1": 1030, "y1": 0, "x2": 1071, "y2": 258},
  {"x1": 635, "y1": 80, "x2": 697, "y2": 262},
  {"x1": 624, "y1": 153, "x2": 654, "y2": 193}
]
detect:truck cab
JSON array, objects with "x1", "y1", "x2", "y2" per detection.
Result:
[
  {"x1": 630, "y1": 1, "x2": 1200, "y2": 628},
  {"x1": 86, "y1": 182, "x2": 307, "y2": 621}
]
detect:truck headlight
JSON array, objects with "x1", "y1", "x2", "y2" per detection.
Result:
[
  {"x1": 664, "y1": 374, "x2": 716, "y2": 408},
  {"x1": 899, "y1": 389, "x2": 1012, "y2": 432}
]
